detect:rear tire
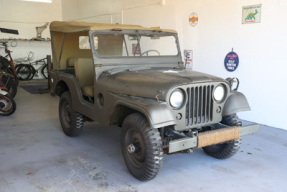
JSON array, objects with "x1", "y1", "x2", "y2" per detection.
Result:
[
  {"x1": 41, "y1": 64, "x2": 48, "y2": 79},
  {"x1": 121, "y1": 113, "x2": 163, "y2": 181},
  {"x1": 17, "y1": 65, "x2": 31, "y2": 80},
  {"x1": 202, "y1": 114, "x2": 242, "y2": 159},
  {"x1": 27, "y1": 65, "x2": 36, "y2": 80},
  {"x1": 59, "y1": 91, "x2": 84, "y2": 137}
]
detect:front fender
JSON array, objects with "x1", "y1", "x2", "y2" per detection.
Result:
[
  {"x1": 109, "y1": 93, "x2": 176, "y2": 129},
  {"x1": 0, "y1": 89, "x2": 9, "y2": 96},
  {"x1": 222, "y1": 91, "x2": 251, "y2": 116}
]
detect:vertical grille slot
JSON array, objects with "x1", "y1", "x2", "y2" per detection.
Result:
[
  {"x1": 195, "y1": 87, "x2": 198, "y2": 125},
  {"x1": 210, "y1": 85, "x2": 214, "y2": 121},
  {"x1": 186, "y1": 84, "x2": 214, "y2": 127},
  {"x1": 186, "y1": 88, "x2": 190, "y2": 126}
]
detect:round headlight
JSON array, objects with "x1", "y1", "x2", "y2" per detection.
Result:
[
  {"x1": 170, "y1": 90, "x2": 184, "y2": 108},
  {"x1": 214, "y1": 85, "x2": 225, "y2": 101}
]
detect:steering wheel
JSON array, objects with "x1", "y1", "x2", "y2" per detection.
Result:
[{"x1": 141, "y1": 50, "x2": 160, "y2": 56}]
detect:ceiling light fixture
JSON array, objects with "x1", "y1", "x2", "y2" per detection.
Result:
[{"x1": 21, "y1": 0, "x2": 52, "y2": 3}]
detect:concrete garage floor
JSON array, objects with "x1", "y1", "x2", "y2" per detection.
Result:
[{"x1": 0, "y1": 80, "x2": 286, "y2": 192}]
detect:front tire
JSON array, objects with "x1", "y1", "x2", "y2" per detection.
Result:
[
  {"x1": 202, "y1": 114, "x2": 242, "y2": 159},
  {"x1": 7, "y1": 68, "x2": 19, "y2": 86},
  {"x1": 59, "y1": 91, "x2": 84, "y2": 137},
  {"x1": 121, "y1": 113, "x2": 163, "y2": 181}
]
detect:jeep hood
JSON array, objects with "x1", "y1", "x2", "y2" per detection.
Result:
[{"x1": 100, "y1": 69, "x2": 225, "y2": 100}]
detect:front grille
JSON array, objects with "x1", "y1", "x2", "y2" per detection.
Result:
[{"x1": 185, "y1": 85, "x2": 214, "y2": 127}]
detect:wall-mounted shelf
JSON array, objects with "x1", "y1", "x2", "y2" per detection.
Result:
[{"x1": 0, "y1": 38, "x2": 51, "y2": 42}]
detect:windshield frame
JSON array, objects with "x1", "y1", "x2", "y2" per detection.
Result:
[{"x1": 90, "y1": 30, "x2": 180, "y2": 59}]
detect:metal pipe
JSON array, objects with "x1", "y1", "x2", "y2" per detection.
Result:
[
  {"x1": 58, "y1": 33, "x2": 65, "y2": 68},
  {"x1": 50, "y1": 32, "x2": 59, "y2": 70}
]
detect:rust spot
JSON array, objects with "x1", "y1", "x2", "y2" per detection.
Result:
[
  {"x1": 26, "y1": 173, "x2": 32, "y2": 175},
  {"x1": 163, "y1": 147, "x2": 169, "y2": 155},
  {"x1": 76, "y1": 181, "x2": 79, "y2": 183}
]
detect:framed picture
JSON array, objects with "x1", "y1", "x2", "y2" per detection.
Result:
[{"x1": 242, "y1": 4, "x2": 262, "y2": 24}]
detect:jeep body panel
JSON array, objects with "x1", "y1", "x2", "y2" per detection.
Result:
[
  {"x1": 98, "y1": 68, "x2": 225, "y2": 101},
  {"x1": 108, "y1": 93, "x2": 177, "y2": 128},
  {"x1": 222, "y1": 91, "x2": 251, "y2": 116},
  {"x1": 50, "y1": 69, "x2": 178, "y2": 128},
  {"x1": 50, "y1": 70, "x2": 95, "y2": 118}
]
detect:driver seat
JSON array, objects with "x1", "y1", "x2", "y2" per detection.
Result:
[{"x1": 74, "y1": 58, "x2": 94, "y2": 98}]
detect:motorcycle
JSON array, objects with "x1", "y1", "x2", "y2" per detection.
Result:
[
  {"x1": 0, "y1": 41, "x2": 19, "y2": 86},
  {"x1": 0, "y1": 71, "x2": 17, "y2": 98},
  {"x1": 0, "y1": 87, "x2": 16, "y2": 116}
]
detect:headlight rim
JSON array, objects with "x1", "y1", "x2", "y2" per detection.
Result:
[
  {"x1": 213, "y1": 84, "x2": 227, "y2": 103},
  {"x1": 169, "y1": 89, "x2": 185, "y2": 109}
]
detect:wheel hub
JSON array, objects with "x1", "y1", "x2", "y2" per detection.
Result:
[
  {"x1": 0, "y1": 100, "x2": 8, "y2": 109},
  {"x1": 127, "y1": 144, "x2": 136, "y2": 154}
]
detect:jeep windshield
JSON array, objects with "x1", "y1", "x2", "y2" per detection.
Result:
[{"x1": 91, "y1": 33, "x2": 179, "y2": 57}]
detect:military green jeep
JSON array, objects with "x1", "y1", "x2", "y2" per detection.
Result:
[{"x1": 49, "y1": 21, "x2": 259, "y2": 181}]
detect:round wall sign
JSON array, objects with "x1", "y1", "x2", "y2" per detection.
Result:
[
  {"x1": 224, "y1": 52, "x2": 239, "y2": 72},
  {"x1": 189, "y1": 13, "x2": 198, "y2": 27}
]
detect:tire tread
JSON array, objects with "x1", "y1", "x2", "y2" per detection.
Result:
[
  {"x1": 121, "y1": 113, "x2": 163, "y2": 181},
  {"x1": 59, "y1": 91, "x2": 84, "y2": 137}
]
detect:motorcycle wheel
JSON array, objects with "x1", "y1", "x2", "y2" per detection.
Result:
[
  {"x1": 0, "y1": 93, "x2": 16, "y2": 116},
  {"x1": 2, "y1": 75, "x2": 17, "y2": 98}
]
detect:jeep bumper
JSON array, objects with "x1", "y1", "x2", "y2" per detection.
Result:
[{"x1": 168, "y1": 124, "x2": 259, "y2": 153}]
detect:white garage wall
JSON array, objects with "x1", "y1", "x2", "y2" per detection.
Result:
[
  {"x1": 61, "y1": 0, "x2": 162, "y2": 23},
  {"x1": 61, "y1": 0, "x2": 122, "y2": 23},
  {"x1": 0, "y1": 0, "x2": 62, "y2": 39},
  {"x1": 187, "y1": 0, "x2": 287, "y2": 130},
  {"x1": 0, "y1": 0, "x2": 62, "y2": 78},
  {"x1": 61, "y1": 0, "x2": 286, "y2": 130}
]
